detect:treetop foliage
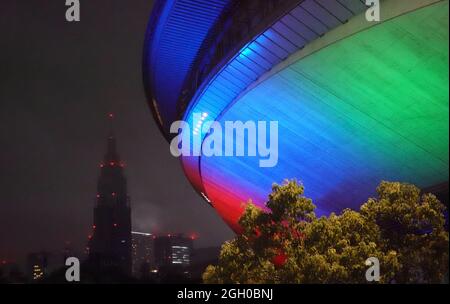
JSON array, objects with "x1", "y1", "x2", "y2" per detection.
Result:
[{"x1": 203, "y1": 180, "x2": 449, "y2": 284}]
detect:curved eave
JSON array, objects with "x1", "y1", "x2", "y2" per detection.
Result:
[{"x1": 142, "y1": 0, "x2": 231, "y2": 140}]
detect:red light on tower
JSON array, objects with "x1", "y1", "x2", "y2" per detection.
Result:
[
  {"x1": 92, "y1": 225, "x2": 96, "y2": 229},
  {"x1": 110, "y1": 161, "x2": 115, "y2": 166},
  {"x1": 113, "y1": 223, "x2": 118, "y2": 227},
  {"x1": 111, "y1": 192, "x2": 116, "y2": 197},
  {"x1": 108, "y1": 113, "x2": 114, "y2": 119}
]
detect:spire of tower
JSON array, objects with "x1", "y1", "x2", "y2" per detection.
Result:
[
  {"x1": 104, "y1": 113, "x2": 120, "y2": 162},
  {"x1": 108, "y1": 112, "x2": 115, "y2": 137}
]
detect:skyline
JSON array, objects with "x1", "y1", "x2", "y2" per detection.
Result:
[
  {"x1": 0, "y1": 0, "x2": 234, "y2": 263},
  {"x1": 0, "y1": 0, "x2": 448, "y2": 286}
]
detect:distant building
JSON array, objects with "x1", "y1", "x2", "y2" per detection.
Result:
[
  {"x1": 154, "y1": 234, "x2": 193, "y2": 270},
  {"x1": 131, "y1": 231, "x2": 155, "y2": 277},
  {"x1": 26, "y1": 251, "x2": 58, "y2": 281},
  {"x1": 89, "y1": 120, "x2": 132, "y2": 276}
]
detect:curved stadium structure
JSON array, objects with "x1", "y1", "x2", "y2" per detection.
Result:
[{"x1": 143, "y1": 0, "x2": 449, "y2": 232}]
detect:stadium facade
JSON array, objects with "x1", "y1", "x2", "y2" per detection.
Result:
[{"x1": 143, "y1": 0, "x2": 449, "y2": 231}]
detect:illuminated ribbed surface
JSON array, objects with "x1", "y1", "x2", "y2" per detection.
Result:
[
  {"x1": 143, "y1": 0, "x2": 230, "y2": 131},
  {"x1": 198, "y1": 2, "x2": 449, "y2": 229},
  {"x1": 185, "y1": 0, "x2": 368, "y2": 142},
  {"x1": 181, "y1": 0, "x2": 369, "y2": 202}
]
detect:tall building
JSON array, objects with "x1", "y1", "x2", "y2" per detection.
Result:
[
  {"x1": 131, "y1": 231, "x2": 155, "y2": 277},
  {"x1": 89, "y1": 119, "x2": 132, "y2": 276},
  {"x1": 154, "y1": 234, "x2": 193, "y2": 270}
]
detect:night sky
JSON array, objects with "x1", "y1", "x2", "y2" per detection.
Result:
[{"x1": 0, "y1": 0, "x2": 234, "y2": 264}]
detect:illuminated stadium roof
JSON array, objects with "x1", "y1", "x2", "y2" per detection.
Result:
[
  {"x1": 143, "y1": 0, "x2": 231, "y2": 135},
  {"x1": 144, "y1": 0, "x2": 449, "y2": 231}
]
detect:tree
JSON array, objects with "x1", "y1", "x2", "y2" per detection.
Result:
[
  {"x1": 203, "y1": 180, "x2": 448, "y2": 283},
  {"x1": 360, "y1": 181, "x2": 448, "y2": 283}
]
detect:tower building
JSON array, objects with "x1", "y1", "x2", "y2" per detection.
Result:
[{"x1": 89, "y1": 115, "x2": 132, "y2": 276}]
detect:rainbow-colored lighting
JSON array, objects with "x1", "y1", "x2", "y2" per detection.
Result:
[
  {"x1": 144, "y1": 0, "x2": 449, "y2": 232},
  {"x1": 183, "y1": 2, "x2": 449, "y2": 230}
]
